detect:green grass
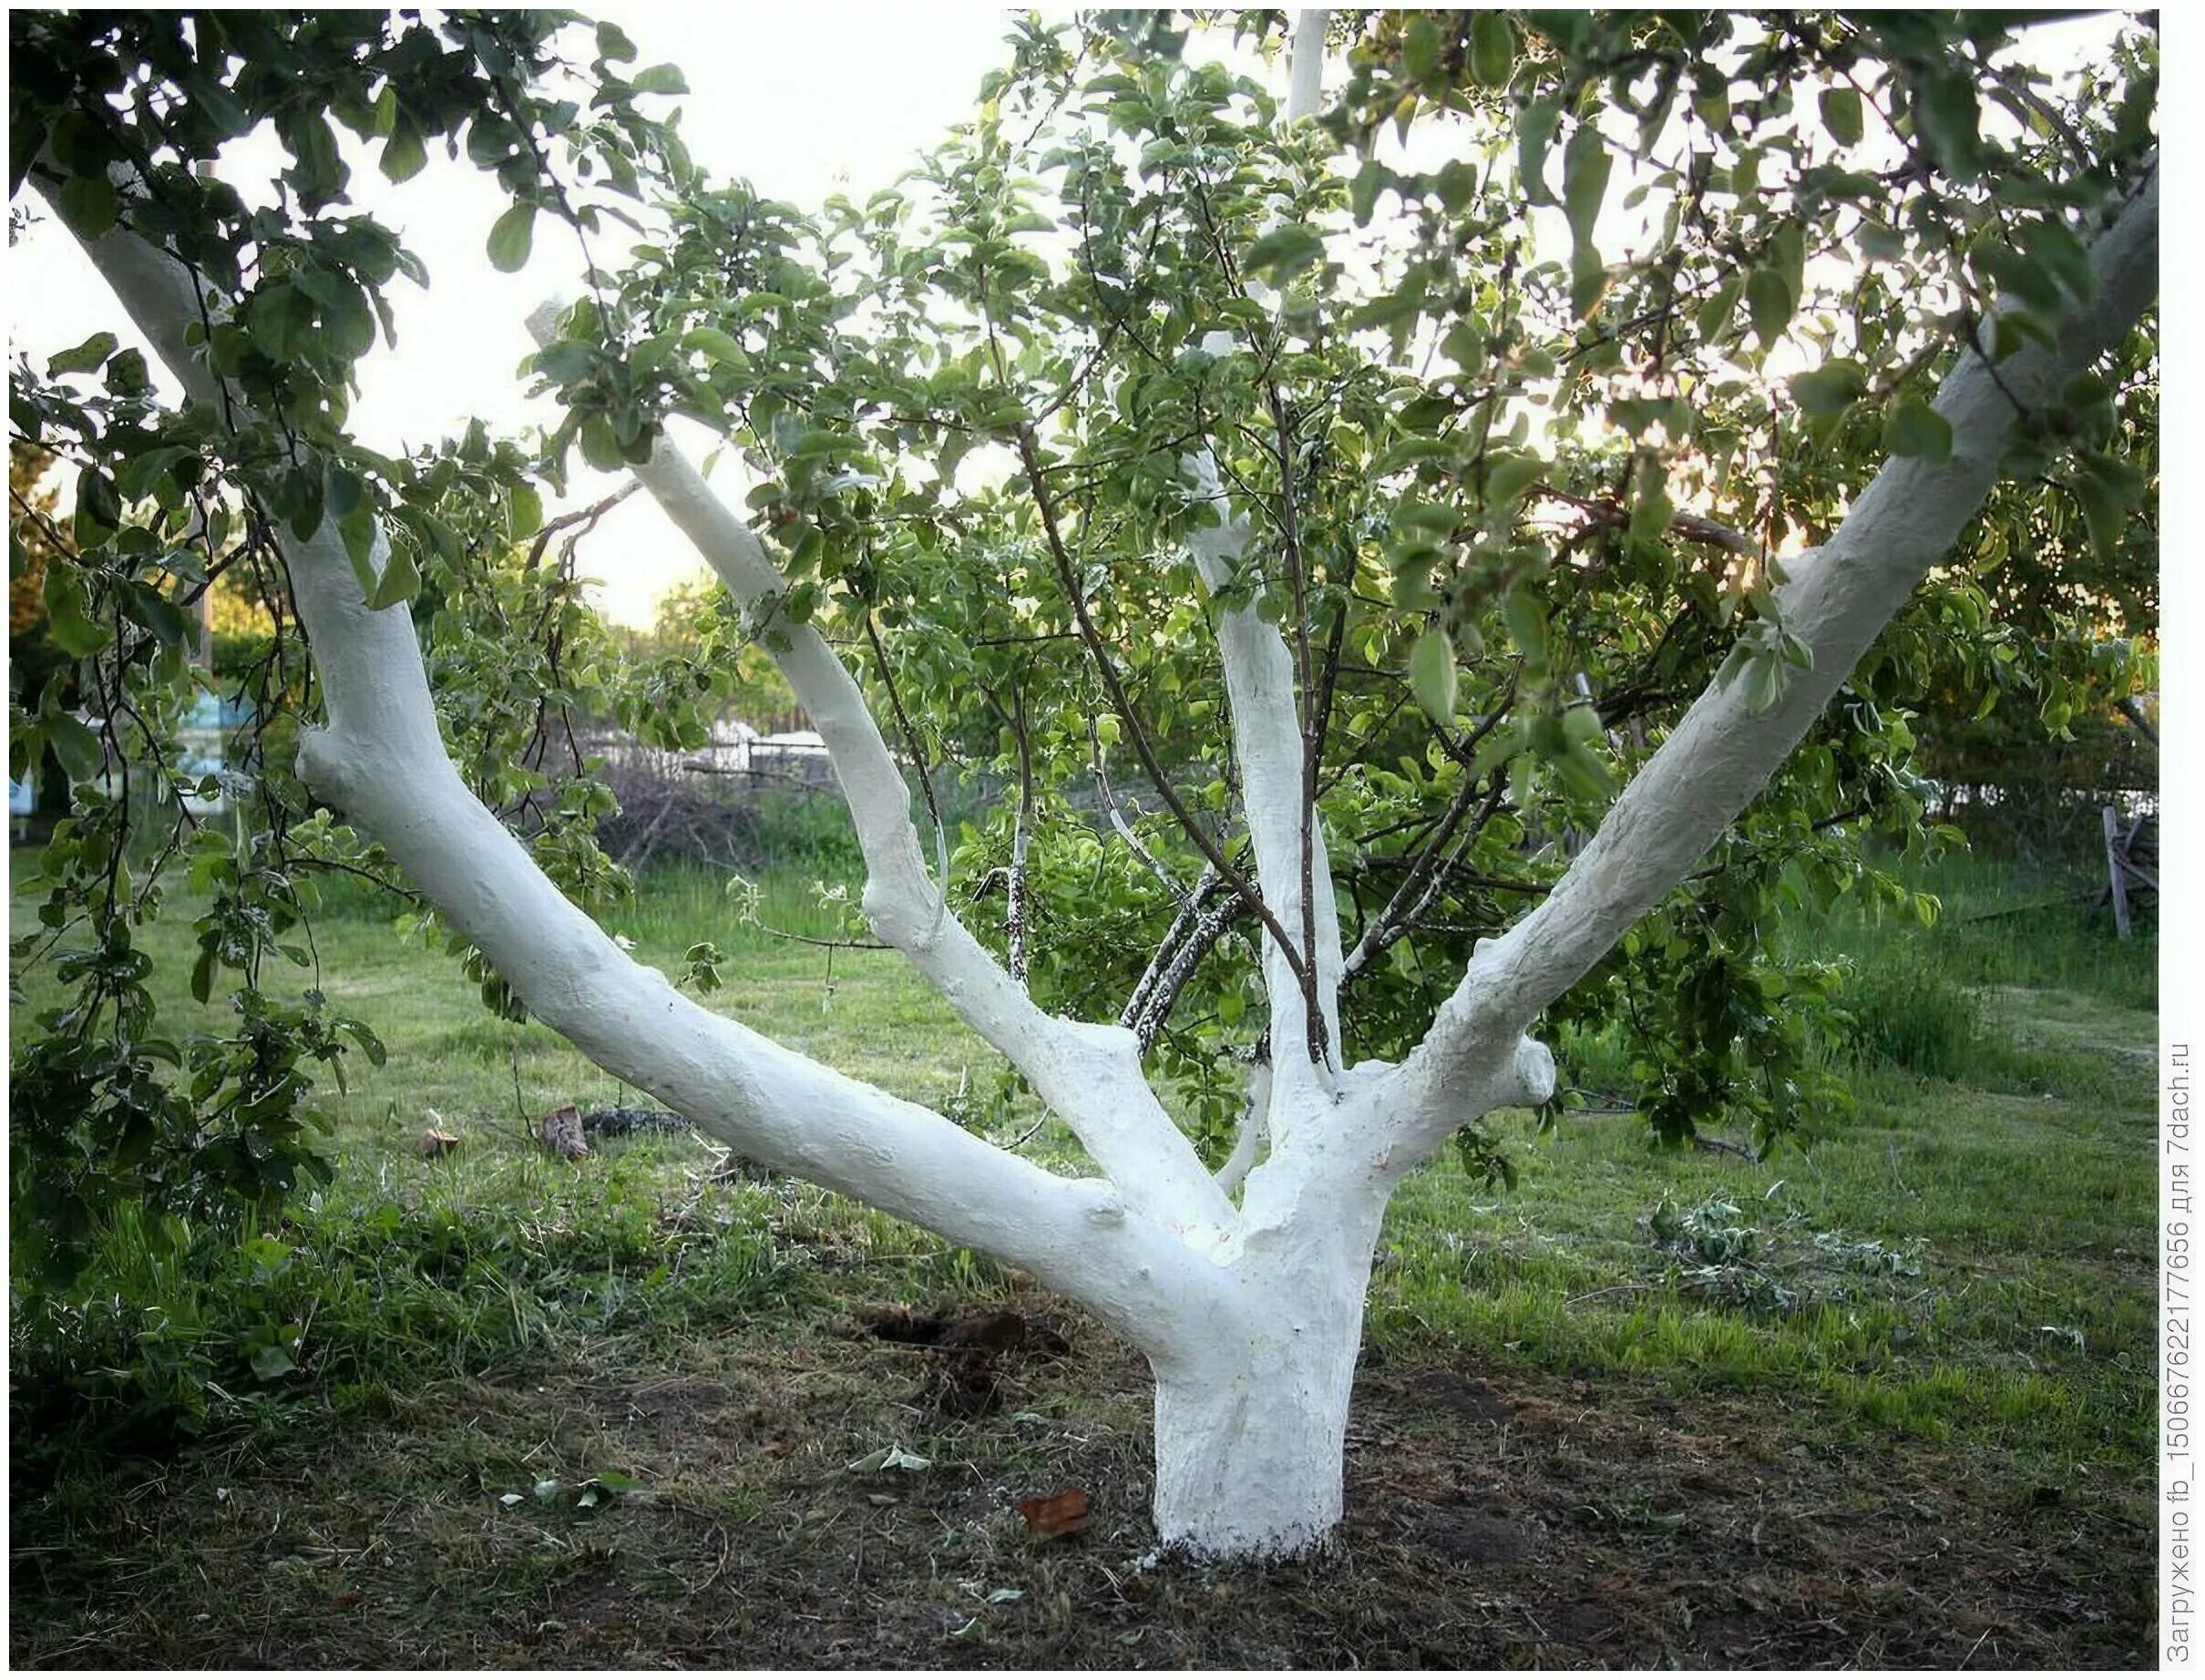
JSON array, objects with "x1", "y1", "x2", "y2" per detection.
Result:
[
  {"x1": 11, "y1": 855, "x2": 1025, "y2": 1143},
  {"x1": 8, "y1": 839, "x2": 2159, "y2": 1654},
  {"x1": 1368, "y1": 841, "x2": 2154, "y2": 1469}
]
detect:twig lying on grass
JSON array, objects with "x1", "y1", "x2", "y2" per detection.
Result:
[
  {"x1": 1564, "y1": 1283, "x2": 1655, "y2": 1308},
  {"x1": 1693, "y1": 1133, "x2": 1765, "y2": 1163}
]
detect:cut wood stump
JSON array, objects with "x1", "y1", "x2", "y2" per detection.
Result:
[{"x1": 539, "y1": 1102, "x2": 589, "y2": 1160}]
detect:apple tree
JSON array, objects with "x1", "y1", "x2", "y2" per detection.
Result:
[{"x1": 9, "y1": 9, "x2": 2156, "y2": 1557}]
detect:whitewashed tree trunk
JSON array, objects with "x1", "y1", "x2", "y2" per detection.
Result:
[
  {"x1": 44, "y1": 21, "x2": 2158, "y2": 1562},
  {"x1": 1149, "y1": 1285, "x2": 1366, "y2": 1555}
]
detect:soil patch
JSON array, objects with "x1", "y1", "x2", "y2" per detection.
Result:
[{"x1": 11, "y1": 1311, "x2": 2153, "y2": 1668}]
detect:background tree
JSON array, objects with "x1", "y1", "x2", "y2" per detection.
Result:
[{"x1": 10, "y1": 8, "x2": 2156, "y2": 1558}]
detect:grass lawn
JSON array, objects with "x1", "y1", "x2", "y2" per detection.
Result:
[{"x1": 9, "y1": 847, "x2": 2158, "y2": 1666}]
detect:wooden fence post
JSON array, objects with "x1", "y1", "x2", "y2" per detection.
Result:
[{"x1": 2103, "y1": 804, "x2": 2132, "y2": 937}]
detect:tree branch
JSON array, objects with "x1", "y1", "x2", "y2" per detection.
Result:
[
  {"x1": 1179, "y1": 448, "x2": 1343, "y2": 1086},
  {"x1": 1389, "y1": 162, "x2": 2159, "y2": 1147},
  {"x1": 56, "y1": 178, "x2": 1241, "y2": 1337},
  {"x1": 1012, "y1": 422, "x2": 1317, "y2": 1028},
  {"x1": 513, "y1": 333, "x2": 1236, "y2": 1244}
]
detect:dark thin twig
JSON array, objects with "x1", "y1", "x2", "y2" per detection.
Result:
[
  {"x1": 862, "y1": 610, "x2": 949, "y2": 886},
  {"x1": 1012, "y1": 422, "x2": 1313, "y2": 1006}
]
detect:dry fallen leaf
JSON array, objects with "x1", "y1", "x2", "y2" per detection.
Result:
[
  {"x1": 417, "y1": 1128, "x2": 460, "y2": 1159},
  {"x1": 1015, "y1": 1488, "x2": 1091, "y2": 1541}
]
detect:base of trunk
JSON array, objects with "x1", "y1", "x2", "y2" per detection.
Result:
[{"x1": 1148, "y1": 1319, "x2": 1359, "y2": 1561}]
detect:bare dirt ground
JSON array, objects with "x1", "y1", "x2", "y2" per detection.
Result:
[{"x1": 11, "y1": 1294, "x2": 2152, "y2": 1669}]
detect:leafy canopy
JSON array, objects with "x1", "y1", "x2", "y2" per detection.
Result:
[{"x1": 8, "y1": 10, "x2": 2156, "y2": 1285}]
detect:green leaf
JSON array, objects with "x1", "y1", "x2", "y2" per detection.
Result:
[
  {"x1": 1349, "y1": 160, "x2": 1388, "y2": 227},
  {"x1": 1882, "y1": 397, "x2": 1953, "y2": 463},
  {"x1": 1402, "y1": 16, "x2": 1441, "y2": 87},
  {"x1": 1502, "y1": 589, "x2": 1549, "y2": 668},
  {"x1": 534, "y1": 339, "x2": 597, "y2": 384},
  {"x1": 1517, "y1": 97, "x2": 1562, "y2": 205},
  {"x1": 596, "y1": 21, "x2": 638, "y2": 61},
  {"x1": 379, "y1": 119, "x2": 427, "y2": 183},
  {"x1": 579, "y1": 414, "x2": 623, "y2": 472},
  {"x1": 1744, "y1": 268, "x2": 1794, "y2": 350},
  {"x1": 1857, "y1": 220, "x2": 1903, "y2": 262},
  {"x1": 324, "y1": 463, "x2": 364, "y2": 521},
  {"x1": 1696, "y1": 277, "x2": 1741, "y2": 343},
  {"x1": 77, "y1": 469, "x2": 122, "y2": 533},
  {"x1": 46, "y1": 332, "x2": 118, "y2": 377},
  {"x1": 1562, "y1": 125, "x2": 1611, "y2": 243},
  {"x1": 1820, "y1": 86, "x2": 1864, "y2": 147},
  {"x1": 122, "y1": 581, "x2": 196, "y2": 649},
  {"x1": 105, "y1": 348, "x2": 149, "y2": 394},
  {"x1": 1740, "y1": 648, "x2": 1784, "y2": 714},
  {"x1": 1408, "y1": 627, "x2": 1458, "y2": 725},
  {"x1": 681, "y1": 326, "x2": 746, "y2": 367},
  {"x1": 630, "y1": 64, "x2": 688, "y2": 97},
  {"x1": 251, "y1": 1343, "x2": 298, "y2": 1381},
  {"x1": 43, "y1": 567, "x2": 109, "y2": 656},
  {"x1": 467, "y1": 116, "x2": 518, "y2": 167},
  {"x1": 2018, "y1": 217, "x2": 2095, "y2": 305},
  {"x1": 1244, "y1": 223, "x2": 1326, "y2": 287},
  {"x1": 43, "y1": 708, "x2": 104, "y2": 782},
  {"x1": 486, "y1": 202, "x2": 537, "y2": 273},
  {"x1": 190, "y1": 76, "x2": 251, "y2": 141},
  {"x1": 2075, "y1": 450, "x2": 2145, "y2": 559},
  {"x1": 56, "y1": 172, "x2": 119, "y2": 239},
  {"x1": 1915, "y1": 67, "x2": 1981, "y2": 182},
  {"x1": 1469, "y1": 12, "x2": 1514, "y2": 88},
  {"x1": 507, "y1": 482, "x2": 543, "y2": 540},
  {"x1": 1769, "y1": 221, "x2": 1805, "y2": 302},
  {"x1": 1569, "y1": 247, "x2": 1607, "y2": 321},
  {"x1": 369, "y1": 540, "x2": 421, "y2": 611},
  {"x1": 1484, "y1": 452, "x2": 1544, "y2": 507},
  {"x1": 338, "y1": 505, "x2": 377, "y2": 574},
  {"x1": 1786, "y1": 360, "x2": 1867, "y2": 419}
]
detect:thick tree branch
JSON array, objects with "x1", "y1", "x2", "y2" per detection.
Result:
[
  {"x1": 1012, "y1": 423, "x2": 1317, "y2": 1023},
  {"x1": 58, "y1": 182, "x2": 1240, "y2": 1336},
  {"x1": 1180, "y1": 448, "x2": 1343, "y2": 1086},
  {"x1": 521, "y1": 313, "x2": 1235, "y2": 1244},
  {"x1": 1157, "y1": 11, "x2": 1346, "y2": 1091},
  {"x1": 1389, "y1": 164, "x2": 2159, "y2": 1146}
]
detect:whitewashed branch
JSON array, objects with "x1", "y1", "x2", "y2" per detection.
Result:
[
  {"x1": 1182, "y1": 452, "x2": 1343, "y2": 1093},
  {"x1": 1388, "y1": 165, "x2": 2160, "y2": 1152},
  {"x1": 53, "y1": 186, "x2": 1239, "y2": 1339},
  {"x1": 1173, "y1": 10, "x2": 1344, "y2": 1099},
  {"x1": 526, "y1": 309, "x2": 1234, "y2": 1244}
]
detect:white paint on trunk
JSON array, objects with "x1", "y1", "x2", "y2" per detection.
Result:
[{"x1": 1150, "y1": 1281, "x2": 1363, "y2": 1556}]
